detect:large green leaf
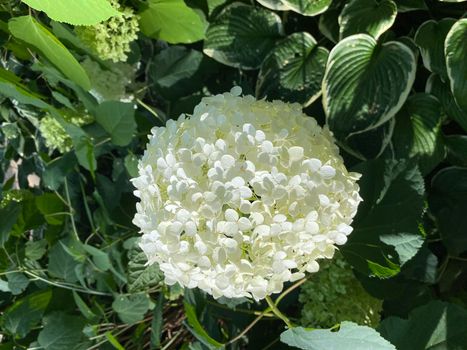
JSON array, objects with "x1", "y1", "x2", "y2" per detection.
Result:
[
  {"x1": 48, "y1": 241, "x2": 80, "y2": 283},
  {"x1": 21, "y1": 0, "x2": 119, "y2": 26},
  {"x1": 392, "y1": 93, "x2": 445, "y2": 174},
  {"x1": 256, "y1": 0, "x2": 289, "y2": 10},
  {"x1": 128, "y1": 246, "x2": 163, "y2": 293},
  {"x1": 323, "y1": 34, "x2": 416, "y2": 158},
  {"x1": 203, "y1": 3, "x2": 283, "y2": 69},
  {"x1": 394, "y1": 0, "x2": 427, "y2": 12},
  {"x1": 139, "y1": 0, "x2": 207, "y2": 44},
  {"x1": 414, "y1": 19, "x2": 455, "y2": 79},
  {"x1": 429, "y1": 167, "x2": 467, "y2": 255},
  {"x1": 38, "y1": 312, "x2": 90, "y2": 350},
  {"x1": 380, "y1": 233, "x2": 424, "y2": 266},
  {"x1": 95, "y1": 101, "x2": 136, "y2": 147},
  {"x1": 445, "y1": 19, "x2": 467, "y2": 114},
  {"x1": 282, "y1": 0, "x2": 332, "y2": 16},
  {"x1": 445, "y1": 135, "x2": 467, "y2": 167},
  {"x1": 8, "y1": 16, "x2": 90, "y2": 90},
  {"x1": 256, "y1": 32, "x2": 329, "y2": 106},
  {"x1": 339, "y1": 0, "x2": 397, "y2": 40},
  {"x1": 0, "y1": 68, "x2": 49, "y2": 109},
  {"x1": 379, "y1": 301, "x2": 467, "y2": 349},
  {"x1": 112, "y1": 294, "x2": 150, "y2": 324},
  {"x1": 0, "y1": 201, "x2": 21, "y2": 246},
  {"x1": 3, "y1": 289, "x2": 52, "y2": 338},
  {"x1": 281, "y1": 322, "x2": 396, "y2": 350},
  {"x1": 426, "y1": 74, "x2": 467, "y2": 131}
]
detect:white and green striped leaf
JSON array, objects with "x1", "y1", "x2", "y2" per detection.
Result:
[{"x1": 282, "y1": 0, "x2": 332, "y2": 16}]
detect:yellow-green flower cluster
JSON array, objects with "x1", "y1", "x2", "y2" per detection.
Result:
[
  {"x1": 0, "y1": 190, "x2": 27, "y2": 209},
  {"x1": 299, "y1": 253, "x2": 382, "y2": 328},
  {"x1": 39, "y1": 110, "x2": 93, "y2": 153},
  {"x1": 76, "y1": 0, "x2": 139, "y2": 63}
]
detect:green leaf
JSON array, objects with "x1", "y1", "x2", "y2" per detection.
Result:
[
  {"x1": 203, "y1": 3, "x2": 283, "y2": 69},
  {"x1": 105, "y1": 332, "x2": 125, "y2": 350},
  {"x1": 379, "y1": 301, "x2": 467, "y2": 349},
  {"x1": 318, "y1": 1, "x2": 341, "y2": 43},
  {"x1": 95, "y1": 101, "x2": 136, "y2": 147},
  {"x1": 281, "y1": 322, "x2": 396, "y2": 350},
  {"x1": 394, "y1": 0, "x2": 427, "y2": 12},
  {"x1": 380, "y1": 233, "x2": 424, "y2": 266},
  {"x1": 127, "y1": 245, "x2": 163, "y2": 293},
  {"x1": 112, "y1": 294, "x2": 150, "y2": 324},
  {"x1": 445, "y1": 135, "x2": 467, "y2": 167},
  {"x1": 256, "y1": 32, "x2": 329, "y2": 106},
  {"x1": 445, "y1": 19, "x2": 467, "y2": 114},
  {"x1": 392, "y1": 93, "x2": 445, "y2": 175},
  {"x1": 139, "y1": 0, "x2": 207, "y2": 44},
  {"x1": 3, "y1": 289, "x2": 52, "y2": 338},
  {"x1": 426, "y1": 74, "x2": 467, "y2": 131},
  {"x1": 21, "y1": 0, "x2": 119, "y2": 26},
  {"x1": 282, "y1": 0, "x2": 332, "y2": 16},
  {"x1": 339, "y1": 0, "x2": 397, "y2": 40},
  {"x1": 72, "y1": 291, "x2": 97, "y2": 320},
  {"x1": 184, "y1": 301, "x2": 224, "y2": 349},
  {"x1": 38, "y1": 312, "x2": 90, "y2": 350},
  {"x1": 414, "y1": 19, "x2": 455, "y2": 79},
  {"x1": 48, "y1": 241, "x2": 79, "y2": 283},
  {"x1": 25, "y1": 240, "x2": 48, "y2": 261},
  {"x1": 36, "y1": 193, "x2": 66, "y2": 225},
  {"x1": 42, "y1": 153, "x2": 77, "y2": 191},
  {"x1": 0, "y1": 68, "x2": 49, "y2": 109},
  {"x1": 257, "y1": 0, "x2": 289, "y2": 10},
  {"x1": 8, "y1": 16, "x2": 91, "y2": 90},
  {"x1": 0, "y1": 201, "x2": 21, "y2": 246},
  {"x1": 151, "y1": 293, "x2": 164, "y2": 348},
  {"x1": 82, "y1": 244, "x2": 111, "y2": 271},
  {"x1": 7, "y1": 272, "x2": 29, "y2": 295},
  {"x1": 323, "y1": 34, "x2": 416, "y2": 158},
  {"x1": 429, "y1": 167, "x2": 467, "y2": 255}
]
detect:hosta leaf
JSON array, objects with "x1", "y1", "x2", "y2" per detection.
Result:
[
  {"x1": 445, "y1": 135, "x2": 467, "y2": 167},
  {"x1": 339, "y1": 0, "x2": 397, "y2": 40},
  {"x1": 128, "y1": 246, "x2": 163, "y2": 293},
  {"x1": 394, "y1": 0, "x2": 427, "y2": 12},
  {"x1": 95, "y1": 101, "x2": 136, "y2": 147},
  {"x1": 256, "y1": 0, "x2": 289, "y2": 10},
  {"x1": 379, "y1": 301, "x2": 467, "y2": 349},
  {"x1": 426, "y1": 74, "x2": 467, "y2": 131},
  {"x1": 323, "y1": 34, "x2": 416, "y2": 158},
  {"x1": 392, "y1": 93, "x2": 445, "y2": 174},
  {"x1": 38, "y1": 312, "x2": 90, "y2": 350},
  {"x1": 282, "y1": 0, "x2": 332, "y2": 16},
  {"x1": 139, "y1": 0, "x2": 207, "y2": 44},
  {"x1": 445, "y1": 19, "x2": 467, "y2": 114},
  {"x1": 318, "y1": 3, "x2": 341, "y2": 43},
  {"x1": 203, "y1": 3, "x2": 283, "y2": 69},
  {"x1": 414, "y1": 19, "x2": 455, "y2": 79},
  {"x1": 21, "y1": 0, "x2": 119, "y2": 26},
  {"x1": 256, "y1": 32, "x2": 329, "y2": 106},
  {"x1": 281, "y1": 322, "x2": 396, "y2": 350},
  {"x1": 8, "y1": 16, "x2": 90, "y2": 90},
  {"x1": 112, "y1": 294, "x2": 150, "y2": 324},
  {"x1": 429, "y1": 167, "x2": 467, "y2": 255}
]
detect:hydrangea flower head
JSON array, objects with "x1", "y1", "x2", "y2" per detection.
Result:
[{"x1": 132, "y1": 88, "x2": 362, "y2": 300}]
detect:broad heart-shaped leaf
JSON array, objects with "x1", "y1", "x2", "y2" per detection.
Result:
[
  {"x1": 21, "y1": 0, "x2": 119, "y2": 26},
  {"x1": 342, "y1": 159, "x2": 425, "y2": 277},
  {"x1": 379, "y1": 301, "x2": 467, "y2": 349},
  {"x1": 203, "y1": 3, "x2": 284, "y2": 69},
  {"x1": 394, "y1": 0, "x2": 427, "y2": 12},
  {"x1": 281, "y1": 322, "x2": 396, "y2": 350},
  {"x1": 414, "y1": 19, "x2": 455, "y2": 79},
  {"x1": 426, "y1": 74, "x2": 467, "y2": 132},
  {"x1": 95, "y1": 101, "x2": 136, "y2": 146},
  {"x1": 282, "y1": 0, "x2": 332, "y2": 16},
  {"x1": 139, "y1": 0, "x2": 207, "y2": 44},
  {"x1": 445, "y1": 135, "x2": 467, "y2": 167},
  {"x1": 48, "y1": 241, "x2": 80, "y2": 283},
  {"x1": 323, "y1": 34, "x2": 416, "y2": 158},
  {"x1": 3, "y1": 289, "x2": 52, "y2": 338},
  {"x1": 256, "y1": 32, "x2": 329, "y2": 106},
  {"x1": 256, "y1": 0, "x2": 289, "y2": 10},
  {"x1": 38, "y1": 312, "x2": 90, "y2": 350},
  {"x1": 112, "y1": 294, "x2": 150, "y2": 324},
  {"x1": 8, "y1": 16, "x2": 91, "y2": 90},
  {"x1": 429, "y1": 167, "x2": 467, "y2": 255},
  {"x1": 392, "y1": 93, "x2": 445, "y2": 175},
  {"x1": 380, "y1": 233, "x2": 424, "y2": 266},
  {"x1": 339, "y1": 0, "x2": 397, "y2": 40},
  {"x1": 445, "y1": 19, "x2": 467, "y2": 114}
]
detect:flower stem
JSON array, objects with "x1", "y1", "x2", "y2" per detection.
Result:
[{"x1": 265, "y1": 295, "x2": 294, "y2": 328}]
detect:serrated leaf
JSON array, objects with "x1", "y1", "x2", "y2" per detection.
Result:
[
  {"x1": 25, "y1": 240, "x2": 47, "y2": 261},
  {"x1": 21, "y1": 0, "x2": 119, "y2": 26},
  {"x1": 112, "y1": 294, "x2": 150, "y2": 324},
  {"x1": 3, "y1": 289, "x2": 52, "y2": 338},
  {"x1": 256, "y1": 32, "x2": 328, "y2": 106},
  {"x1": 323, "y1": 34, "x2": 416, "y2": 158},
  {"x1": 281, "y1": 322, "x2": 396, "y2": 350},
  {"x1": 139, "y1": 0, "x2": 207, "y2": 44},
  {"x1": 414, "y1": 19, "x2": 455, "y2": 79},
  {"x1": 339, "y1": 0, "x2": 397, "y2": 40},
  {"x1": 95, "y1": 101, "x2": 136, "y2": 147},
  {"x1": 445, "y1": 19, "x2": 467, "y2": 114},
  {"x1": 128, "y1": 247, "x2": 163, "y2": 293},
  {"x1": 380, "y1": 233, "x2": 424, "y2": 266},
  {"x1": 38, "y1": 312, "x2": 90, "y2": 350},
  {"x1": 392, "y1": 93, "x2": 445, "y2": 174},
  {"x1": 8, "y1": 16, "x2": 91, "y2": 90},
  {"x1": 379, "y1": 301, "x2": 467, "y2": 349},
  {"x1": 7, "y1": 272, "x2": 29, "y2": 295},
  {"x1": 282, "y1": 0, "x2": 332, "y2": 16},
  {"x1": 429, "y1": 167, "x2": 467, "y2": 255},
  {"x1": 203, "y1": 3, "x2": 283, "y2": 69},
  {"x1": 48, "y1": 241, "x2": 79, "y2": 283}
]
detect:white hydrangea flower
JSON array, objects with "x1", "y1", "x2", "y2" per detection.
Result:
[{"x1": 132, "y1": 88, "x2": 362, "y2": 300}]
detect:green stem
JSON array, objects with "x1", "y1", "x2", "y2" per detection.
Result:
[{"x1": 265, "y1": 296, "x2": 293, "y2": 329}]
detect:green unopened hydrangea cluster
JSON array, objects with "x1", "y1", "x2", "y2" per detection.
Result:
[
  {"x1": 39, "y1": 110, "x2": 93, "y2": 153},
  {"x1": 76, "y1": 0, "x2": 139, "y2": 63},
  {"x1": 299, "y1": 253, "x2": 382, "y2": 328},
  {"x1": 81, "y1": 57, "x2": 135, "y2": 102}
]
